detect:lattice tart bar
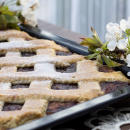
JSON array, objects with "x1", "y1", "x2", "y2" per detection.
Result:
[{"x1": 0, "y1": 30, "x2": 129, "y2": 129}]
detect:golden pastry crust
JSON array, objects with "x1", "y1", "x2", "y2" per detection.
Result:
[
  {"x1": 0, "y1": 30, "x2": 35, "y2": 41},
  {"x1": 0, "y1": 30, "x2": 129, "y2": 129}
]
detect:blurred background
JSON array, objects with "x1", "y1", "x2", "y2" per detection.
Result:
[
  {"x1": 35, "y1": 0, "x2": 130, "y2": 42},
  {"x1": 8, "y1": 0, "x2": 130, "y2": 42}
]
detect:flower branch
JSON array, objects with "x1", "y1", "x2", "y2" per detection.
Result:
[{"x1": 0, "y1": 0, "x2": 39, "y2": 30}]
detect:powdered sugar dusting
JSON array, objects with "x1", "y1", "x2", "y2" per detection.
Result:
[
  {"x1": 0, "y1": 41, "x2": 31, "y2": 50},
  {"x1": 0, "y1": 83, "x2": 11, "y2": 90},
  {"x1": 0, "y1": 55, "x2": 70, "y2": 67},
  {"x1": 34, "y1": 63, "x2": 55, "y2": 72}
]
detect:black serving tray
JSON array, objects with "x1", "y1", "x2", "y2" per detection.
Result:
[{"x1": 11, "y1": 24, "x2": 130, "y2": 130}]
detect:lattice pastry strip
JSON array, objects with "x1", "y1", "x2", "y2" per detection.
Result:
[
  {"x1": 8, "y1": 37, "x2": 25, "y2": 42},
  {"x1": 0, "y1": 40, "x2": 69, "y2": 54},
  {"x1": 77, "y1": 60, "x2": 98, "y2": 73},
  {"x1": 0, "y1": 82, "x2": 49, "y2": 128},
  {"x1": 0, "y1": 54, "x2": 83, "y2": 68},
  {"x1": 0, "y1": 83, "x2": 11, "y2": 111},
  {"x1": 0, "y1": 82, "x2": 11, "y2": 130},
  {"x1": 0, "y1": 81, "x2": 49, "y2": 128},
  {"x1": 0, "y1": 30, "x2": 35, "y2": 41},
  {"x1": 6, "y1": 52, "x2": 21, "y2": 57},
  {"x1": 0, "y1": 64, "x2": 16, "y2": 112},
  {"x1": 36, "y1": 48, "x2": 55, "y2": 56}
]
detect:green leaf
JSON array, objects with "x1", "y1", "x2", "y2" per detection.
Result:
[
  {"x1": 3, "y1": 14, "x2": 20, "y2": 23},
  {"x1": 97, "y1": 54, "x2": 103, "y2": 65},
  {"x1": 85, "y1": 52, "x2": 98, "y2": 60},
  {"x1": 7, "y1": 23, "x2": 20, "y2": 30},
  {"x1": 88, "y1": 46, "x2": 97, "y2": 53},
  {"x1": 91, "y1": 26, "x2": 103, "y2": 46},
  {"x1": 1, "y1": 6, "x2": 9, "y2": 12},
  {"x1": 0, "y1": 14, "x2": 7, "y2": 30},
  {"x1": 102, "y1": 42, "x2": 108, "y2": 50},
  {"x1": 80, "y1": 38, "x2": 101, "y2": 48},
  {"x1": 2, "y1": 10, "x2": 14, "y2": 15},
  {"x1": 103, "y1": 54, "x2": 122, "y2": 67}
]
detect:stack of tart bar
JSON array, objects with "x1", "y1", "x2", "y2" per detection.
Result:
[{"x1": 0, "y1": 30, "x2": 129, "y2": 129}]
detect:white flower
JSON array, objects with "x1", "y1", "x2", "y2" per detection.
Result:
[
  {"x1": 107, "y1": 39, "x2": 117, "y2": 51},
  {"x1": 107, "y1": 39, "x2": 126, "y2": 51},
  {"x1": 22, "y1": 7, "x2": 38, "y2": 27},
  {"x1": 105, "y1": 33, "x2": 116, "y2": 42},
  {"x1": 117, "y1": 39, "x2": 127, "y2": 49},
  {"x1": 105, "y1": 22, "x2": 122, "y2": 46},
  {"x1": 106, "y1": 22, "x2": 122, "y2": 38},
  {"x1": 20, "y1": 0, "x2": 39, "y2": 27},
  {"x1": 19, "y1": 0, "x2": 28, "y2": 6},
  {"x1": 20, "y1": 0, "x2": 39, "y2": 10},
  {"x1": 120, "y1": 17, "x2": 130, "y2": 31},
  {"x1": 105, "y1": 22, "x2": 126, "y2": 51},
  {"x1": 27, "y1": 0, "x2": 40, "y2": 10}
]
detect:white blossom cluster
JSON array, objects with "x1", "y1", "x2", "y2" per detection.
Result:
[
  {"x1": 20, "y1": 0, "x2": 39, "y2": 27},
  {"x1": 105, "y1": 17, "x2": 130, "y2": 76},
  {"x1": 105, "y1": 17, "x2": 130, "y2": 71},
  {"x1": 105, "y1": 21, "x2": 128, "y2": 52}
]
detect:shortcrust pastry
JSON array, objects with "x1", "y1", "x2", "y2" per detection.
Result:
[{"x1": 0, "y1": 30, "x2": 129, "y2": 129}]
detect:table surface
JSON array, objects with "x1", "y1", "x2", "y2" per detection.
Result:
[
  {"x1": 38, "y1": 20, "x2": 87, "y2": 43},
  {"x1": 38, "y1": 20, "x2": 130, "y2": 130}
]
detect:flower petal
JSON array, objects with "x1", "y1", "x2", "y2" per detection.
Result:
[
  {"x1": 128, "y1": 16, "x2": 130, "y2": 21},
  {"x1": 117, "y1": 39, "x2": 127, "y2": 49},
  {"x1": 107, "y1": 40, "x2": 117, "y2": 51},
  {"x1": 106, "y1": 22, "x2": 113, "y2": 33},
  {"x1": 21, "y1": 7, "x2": 38, "y2": 27},
  {"x1": 127, "y1": 61, "x2": 130, "y2": 67},
  {"x1": 120, "y1": 19, "x2": 127, "y2": 31},
  {"x1": 126, "y1": 20, "x2": 130, "y2": 29},
  {"x1": 126, "y1": 54, "x2": 130, "y2": 61},
  {"x1": 106, "y1": 22, "x2": 122, "y2": 37},
  {"x1": 20, "y1": 0, "x2": 28, "y2": 6},
  {"x1": 26, "y1": 0, "x2": 40, "y2": 10},
  {"x1": 126, "y1": 38, "x2": 128, "y2": 45},
  {"x1": 127, "y1": 71, "x2": 130, "y2": 76},
  {"x1": 105, "y1": 33, "x2": 116, "y2": 42},
  {"x1": 25, "y1": 17, "x2": 38, "y2": 27},
  {"x1": 21, "y1": 7, "x2": 33, "y2": 17}
]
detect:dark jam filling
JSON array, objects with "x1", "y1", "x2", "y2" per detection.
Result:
[
  {"x1": 56, "y1": 63, "x2": 76, "y2": 73},
  {"x1": 100, "y1": 81, "x2": 130, "y2": 94},
  {"x1": 17, "y1": 67, "x2": 34, "y2": 72},
  {"x1": 51, "y1": 83, "x2": 78, "y2": 90},
  {"x1": 120, "y1": 124, "x2": 130, "y2": 130},
  {"x1": 46, "y1": 102, "x2": 78, "y2": 115},
  {"x1": 0, "y1": 54, "x2": 5, "y2": 57},
  {"x1": 98, "y1": 66, "x2": 114, "y2": 73},
  {"x1": 11, "y1": 84, "x2": 30, "y2": 89},
  {"x1": 2, "y1": 103, "x2": 23, "y2": 111},
  {"x1": 21, "y1": 52, "x2": 36, "y2": 57},
  {"x1": 56, "y1": 51, "x2": 73, "y2": 56}
]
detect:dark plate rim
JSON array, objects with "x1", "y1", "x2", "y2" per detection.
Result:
[{"x1": 11, "y1": 24, "x2": 130, "y2": 130}]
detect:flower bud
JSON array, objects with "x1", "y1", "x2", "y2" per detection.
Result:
[
  {"x1": 126, "y1": 29, "x2": 130, "y2": 36},
  {"x1": 16, "y1": 0, "x2": 21, "y2": 6}
]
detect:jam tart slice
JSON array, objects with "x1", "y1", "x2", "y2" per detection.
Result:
[{"x1": 0, "y1": 30, "x2": 129, "y2": 129}]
